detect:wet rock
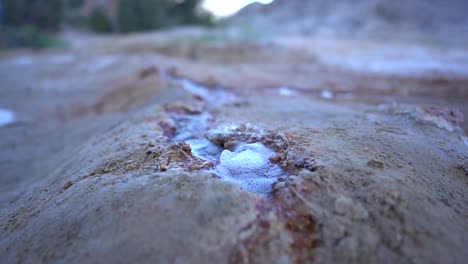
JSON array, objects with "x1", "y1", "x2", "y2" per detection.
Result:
[
  {"x1": 367, "y1": 159, "x2": 384, "y2": 169},
  {"x1": 164, "y1": 101, "x2": 205, "y2": 115},
  {"x1": 158, "y1": 119, "x2": 177, "y2": 138},
  {"x1": 334, "y1": 196, "x2": 369, "y2": 220},
  {"x1": 139, "y1": 66, "x2": 159, "y2": 79},
  {"x1": 384, "y1": 104, "x2": 465, "y2": 132},
  {"x1": 63, "y1": 181, "x2": 73, "y2": 190},
  {"x1": 422, "y1": 105, "x2": 464, "y2": 127}
]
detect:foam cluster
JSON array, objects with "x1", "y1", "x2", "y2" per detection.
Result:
[{"x1": 215, "y1": 143, "x2": 284, "y2": 194}]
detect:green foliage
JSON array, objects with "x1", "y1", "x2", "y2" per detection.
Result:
[
  {"x1": 116, "y1": 0, "x2": 136, "y2": 33},
  {"x1": 3, "y1": 0, "x2": 63, "y2": 31},
  {"x1": 1, "y1": 0, "x2": 217, "y2": 44},
  {"x1": 2, "y1": 26, "x2": 65, "y2": 49},
  {"x1": 117, "y1": 0, "x2": 167, "y2": 33},
  {"x1": 197, "y1": 12, "x2": 216, "y2": 27},
  {"x1": 116, "y1": 0, "x2": 216, "y2": 33},
  {"x1": 67, "y1": 0, "x2": 85, "y2": 9},
  {"x1": 64, "y1": 14, "x2": 88, "y2": 28},
  {"x1": 88, "y1": 8, "x2": 113, "y2": 33},
  {"x1": 169, "y1": 0, "x2": 199, "y2": 24},
  {"x1": 1, "y1": 0, "x2": 64, "y2": 48}
]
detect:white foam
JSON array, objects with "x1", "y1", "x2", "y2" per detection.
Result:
[
  {"x1": 277, "y1": 87, "x2": 297, "y2": 96},
  {"x1": 215, "y1": 142, "x2": 284, "y2": 194},
  {"x1": 0, "y1": 109, "x2": 15, "y2": 127},
  {"x1": 320, "y1": 90, "x2": 334, "y2": 99},
  {"x1": 222, "y1": 149, "x2": 264, "y2": 173}
]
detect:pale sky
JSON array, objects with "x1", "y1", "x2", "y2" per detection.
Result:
[{"x1": 201, "y1": 0, "x2": 274, "y2": 17}]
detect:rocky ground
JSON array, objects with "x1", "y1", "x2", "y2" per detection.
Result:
[{"x1": 0, "y1": 27, "x2": 467, "y2": 263}]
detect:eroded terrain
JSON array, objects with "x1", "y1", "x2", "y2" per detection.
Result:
[{"x1": 0, "y1": 29, "x2": 467, "y2": 263}]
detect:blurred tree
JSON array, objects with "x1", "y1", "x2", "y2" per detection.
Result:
[
  {"x1": 117, "y1": 0, "x2": 167, "y2": 33},
  {"x1": 2, "y1": 25, "x2": 64, "y2": 49},
  {"x1": 3, "y1": 0, "x2": 63, "y2": 31},
  {"x1": 116, "y1": 0, "x2": 137, "y2": 32},
  {"x1": 2, "y1": 0, "x2": 64, "y2": 49},
  {"x1": 67, "y1": 0, "x2": 84, "y2": 9},
  {"x1": 88, "y1": 7, "x2": 113, "y2": 33},
  {"x1": 170, "y1": 0, "x2": 199, "y2": 24},
  {"x1": 116, "y1": 0, "x2": 213, "y2": 33}
]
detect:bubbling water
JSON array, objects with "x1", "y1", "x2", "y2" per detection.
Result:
[{"x1": 214, "y1": 142, "x2": 285, "y2": 194}]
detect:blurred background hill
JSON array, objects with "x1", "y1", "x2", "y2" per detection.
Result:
[
  {"x1": 232, "y1": 0, "x2": 468, "y2": 46},
  {"x1": 3, "y1": 0, "x2": 468, "y2": 49}
]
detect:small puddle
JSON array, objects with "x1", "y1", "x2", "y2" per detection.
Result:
[
  {"x1": 0, "y1": 109, "x2": 16, "y2": 127},
  {"x1": 171, "y1": 112, "x2": 213, "y2": 142},
  {"x1": 277, "y1": 87, "x2": 298, "y2": 97},
  {"x1": 185, "y1": 138, "x2": 223, "y2": 162},
  {"x1": 161, "y1": 72, "x2": 288, "y2": 194},
  {"x1": 320, "y1": 90, "x2": 334, "y2": 99},
  {"x1": 161, "y1": 71, "x2": 236, "y2": 106}
]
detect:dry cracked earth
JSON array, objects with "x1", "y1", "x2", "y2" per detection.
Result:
[{"x1": 0, "y1": 29, "x2": 468, "y2": 263}]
